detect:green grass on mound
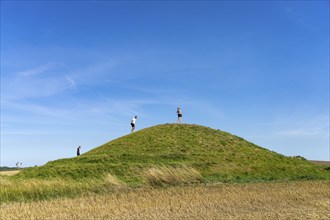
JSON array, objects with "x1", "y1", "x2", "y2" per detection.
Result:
[
  {"x1": 2, "y1": 124, "x2": 329, "y2": 203},
  {"x1": 16, "y1": 124, "x2": 329, "y2": 183}
]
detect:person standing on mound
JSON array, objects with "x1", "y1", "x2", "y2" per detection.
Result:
[
  {"x1": 177, "y1": 107, "x2": 182, "y2": 123},
  {"x1": 77, "y1": 146, "x2": 81, "y2": 156},
  {"x1": 131, "y1": 115, "x2": 138, "y2": 133}
]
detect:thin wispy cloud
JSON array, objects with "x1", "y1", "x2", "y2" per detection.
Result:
[
  {"x1": 3, "y1": 76, "x2": 69, "y2": 100},
  {"x1": 277, "y1": 115, "x2": 329, "y2": 138},
  {"x1": 3, "y1": 62, "x2": 76, "y2": 100},
  {"x1": 2, "y1": 100, "x2": 75, "y2": 120},
  {"x1": 17, "y1": 62, "x2": 61, "y2": 77},
  {"x1": 65, "y1": 76, "x2": 76, "y2": 89},
  {"x1": 68, "y1": 59, "x2": 120, "y2": 85}
]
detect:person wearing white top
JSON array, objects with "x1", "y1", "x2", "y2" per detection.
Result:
[
  {"x1": 131, "y1": 115, "x2": 138, "y2": 133},
  {"x1": 177, "y1": 107, "x2": 182, "y2": 123}
]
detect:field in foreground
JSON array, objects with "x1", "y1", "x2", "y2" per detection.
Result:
[
  {"x1": 0, "y1": 170, "x2": 21, "y2": 176},
  {"x1": 1, "y1": 180, "x2": 329, "y2": 220}
]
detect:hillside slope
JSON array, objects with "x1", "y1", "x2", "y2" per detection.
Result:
[{"x1": 17, "y1": 124, "x2": 329, "y2": 183}]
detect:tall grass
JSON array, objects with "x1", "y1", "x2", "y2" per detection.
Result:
[
  {"x1": 0, "y1": 176, "x2": 96, "y2": 203},
  {"x1": 104, "y1": 173, "x2": 127, "y2": 188},
  {"x1": 1, "y1": 165, "x2": 203, "y2": 203},
  {"x1": 0, "y1": 170, "x2": 21, "y2": 176},
  {"x1": 0, "y1": 174, "x2": 127, "y2": 203},
  {"x1": 144, "y1": 165, "x2": 203, "y2": 186},
  {"x1": 1, "y1": 180, "x2": 329, "y2": 220}
]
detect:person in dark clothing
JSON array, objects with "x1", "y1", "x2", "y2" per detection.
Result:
[{"x1": 77, "y1": 146, "x2": 81, "y2": 156}]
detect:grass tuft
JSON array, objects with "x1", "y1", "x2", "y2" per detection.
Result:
[
  {"x1": 144, "y1": 165, "x2": 204, "y2": 186},
  {"x1": 104, "y1": 173, "x2": 127, "y2": 188}
]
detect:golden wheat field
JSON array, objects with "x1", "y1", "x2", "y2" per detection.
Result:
[
  {"x1": 0, "y1": 170, "x2": 21, "y2": 176},
  {"x1": 1, "y1": 180, "x2": 329, "y2": 220}
]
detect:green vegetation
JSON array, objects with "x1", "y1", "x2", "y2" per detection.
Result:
[
  {"x1": 2, "y1": 124, "x2": 329, "y2": 203},
  {"x1": 17, "y1": 124, "x2": 329, "y2": 182}
]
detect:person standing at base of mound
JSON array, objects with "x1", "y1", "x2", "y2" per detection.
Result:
[
  {"x1": 177, "y1": 107, "x2": 182, "y2": 123},
  {"x1": 77, "y1": 146, "x2": 81, "y2": 156},
  {"x1": 131, "y1": 115, "x2": 138, "y2": 133}
]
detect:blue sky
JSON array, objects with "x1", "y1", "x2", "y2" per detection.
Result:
[{"x1": 1, "y1": 1, "x2": 329, "y2": 167}]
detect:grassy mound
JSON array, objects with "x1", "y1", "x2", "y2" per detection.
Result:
[{"x1": 16, "y1": 124, "x2": 329, "y2": 184}]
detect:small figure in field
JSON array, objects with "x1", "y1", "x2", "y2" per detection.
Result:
[
  {"x1": 131, "y1": 115, "x2": 138, "y2": 133},
  {"x1": 177, "y1": 107, "x2": 182, "y2": 123},
  {"x1": 77, "y1": 146, "x2": 81, "y2": 156}
]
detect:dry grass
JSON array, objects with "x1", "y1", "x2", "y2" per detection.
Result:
[
  {"x1": 144, "y1": 165, "x2": 204, "y2": 186},
  {"x1": 0, "y1": 170, "x2": 21, "y2": 176},
  {"x1": 0, "y1": 177, "x2": 98, "y2": 203},
  {"x1": 0, "y1": 167, "x2": 203, "y2": 203},
  {"x1": 1, "y1": 180, "x2": 329, "y2": 219},
  {"x1": 104, "y1": 173, "x2": 127, "y2": 188}
]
